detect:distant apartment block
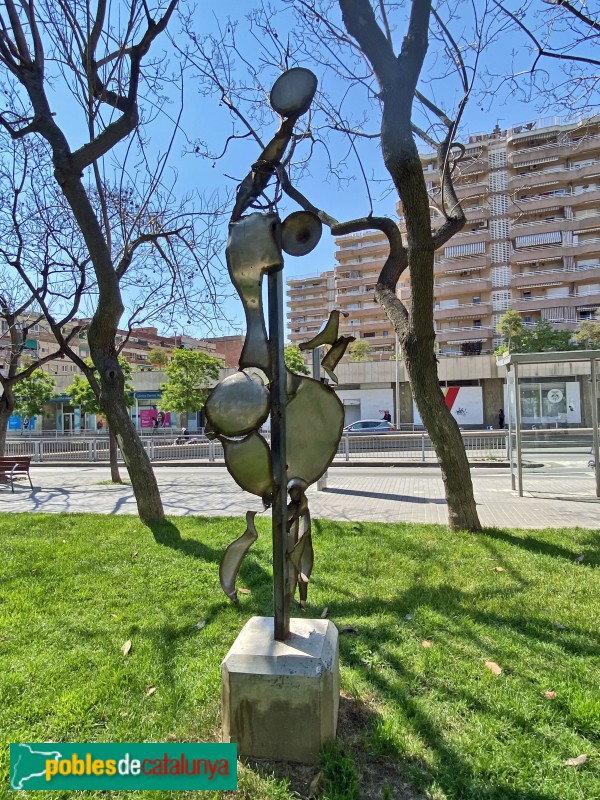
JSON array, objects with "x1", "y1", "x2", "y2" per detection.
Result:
[
  {"x1": 0, "y1": 317, "x2": 224, "y2": 377},
  {"x1": 287, "y1": 115, "x2": 600, "y2": 358}
]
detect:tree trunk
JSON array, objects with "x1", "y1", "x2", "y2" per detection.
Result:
[
  {"x1": 97, "y1": 362, "x2": 164, "y2": 523},
  {"x1": 0, "y1": 391, "x2": 13, "y2": 459},
  {"x1": 403, "y1": 333, "x2": 481, "y2": 531},
  {"x1": 50, "y1": 149, "x2": 164, "y2": 524},
  {"x1": 108, "y1": 429, "x2": 122, "y2": 483}
]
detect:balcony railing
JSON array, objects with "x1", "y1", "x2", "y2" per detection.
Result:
[{"x1": 509, "y1": 132, "x2": 600, "y2": 160}]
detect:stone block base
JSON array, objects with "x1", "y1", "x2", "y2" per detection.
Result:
[{"x1": 221, "y1": 616, "x2": 339, "y2": 763}]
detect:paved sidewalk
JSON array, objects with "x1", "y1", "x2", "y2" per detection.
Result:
[{"x1": 0, "y1": 464, "x2": 598, "y2": 529}]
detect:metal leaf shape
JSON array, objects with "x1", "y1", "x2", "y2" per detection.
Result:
[{"x1": 219, "y1": 510, "x2": 259, "y2": 603}]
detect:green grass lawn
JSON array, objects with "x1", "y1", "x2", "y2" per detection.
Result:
[{"x1": 0, "y1": 513, "x2": 598, "y2": 800}]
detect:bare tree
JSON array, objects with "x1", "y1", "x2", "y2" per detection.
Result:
[
  {"x1": 488, "y1": 0, "x2": 600, "y2": 113},
  {"x1": 0, "y1": 1, "x2": 225, "y2": 523},
  {"x1": 0, "y1": 139, "x2": 88, "y2": 455},
  {"x1": 189, "y1": 1, "x2": 494, "y2": 530}
]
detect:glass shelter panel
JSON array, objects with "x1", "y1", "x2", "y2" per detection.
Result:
[{"x1": 506, "y1": 359, "x2": 598, "y2": 497}]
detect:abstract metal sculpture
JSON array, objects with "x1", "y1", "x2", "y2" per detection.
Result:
[{"x1": 204, "y1": 69, "x2": 353, "y2": 641}]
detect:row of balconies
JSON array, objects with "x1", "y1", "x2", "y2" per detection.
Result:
[
  {"x1": 511, "y1": 237, "x2": 600, "y2": 263},
  {"x1": 512, "y1": 291, "x2": 600, "y2": 311},
  {"x1": 511, "y1": 211, "x2": 600, "y2": 231},
  {"x1": 512, "y1": 263, "x2": 600, "y2": 287},
  {"x1": 433, "y1": 302, "x2": 492, "y2": 320},
  {"x1": 508, "y1": 132, "x2": 600, "y2": 162}
]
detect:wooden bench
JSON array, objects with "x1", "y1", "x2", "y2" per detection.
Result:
[{"x1": 0, "y1": 457, "x2": 33, "y2": 493}]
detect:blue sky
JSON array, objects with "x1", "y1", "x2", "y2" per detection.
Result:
[
  {"x1": 183, "y1": 0, "x2": 582, "y2": 337},
  {"x1": 38, "y1": 1, "x2": 590, "y2": 339}
]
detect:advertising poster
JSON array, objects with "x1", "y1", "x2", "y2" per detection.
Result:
[
  {"x1": 9, "y1": 416, "x2": 37, "y2": 431},
  {"x1": 140, "y1": 409, "x2": 171, "y2": 429},
  {"x1": 414, "y1": 386, "x2": 483, "y2": 426}
]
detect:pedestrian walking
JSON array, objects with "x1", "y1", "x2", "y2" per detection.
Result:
[{"x1": 498, "y1": 408, "x2": 505, "y2": 429}]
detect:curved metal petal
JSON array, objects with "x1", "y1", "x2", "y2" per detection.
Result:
[
  {"x1": 299, "y1": 310, "x2": 342, "y2": 351},
  {"x1": 219, "y1": 510, "x2": 259, "y2": 604},
  {"x1": 321, "y1": 335, "x2": 355, "y2": 383},
  {"x1": 221, "y1": 431, "x2": 274, "y2": 505},
  {"x1": 286, "y1": 377, "x2": 344, "y2": 486},
  {"x1": 226, "y1": 213, "x2": 283, "y2": 375}
]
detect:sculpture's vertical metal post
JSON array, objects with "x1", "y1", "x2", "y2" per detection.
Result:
[
  {"x1": 312, "y1": 347, "x2": 321, "y2": 380},
  {"x1": 268, "y1": 266, "x2": 289, "y2": 640}
]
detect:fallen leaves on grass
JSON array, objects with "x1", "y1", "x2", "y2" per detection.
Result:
[
  {"x1": 121, "y1": 639, "x2": 132, "y2": 656},
  {"x1": 484, "y1": 660, "x2": 502, "y2": 675},
  {"x1": 195, "y1": 620, "x2": 206, "y2": 631},
  {"x1": 555, "y1": 622, "x2": 566, "y2": 630},
  {"x1": 574, "y1": 553, "x2": 585, "y2": 564},
  {"x1": 421, "y1": 640, "x2": 433, "y2": 648},
  {"x1": 494, "y1": 566, "x2": 506, "y2": 573},
  {"x1": 543, "y1": 691, "x2": 557, "y2": 699},
  {"x1": 238, "y1": 588, "x2": 251, "y2": 595},
  {"x1": 131, "y1": 551, "x2": 138, "y2": 559},
  {"x1": 564, "y1": 755, "x2": 587, "y2": 767},
  {"x1": 146, "y1": 686, "x2": 157, "y2": 697},
  {"x1": 320, "y1": 607, "x2": 329, "y2": 619},
  {"x1": 339, "y1": 625, "x2": 358, "y2": 634}
]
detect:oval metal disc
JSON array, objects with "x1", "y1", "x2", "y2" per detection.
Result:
[
  {"x1": 270, "y1": 68, "x2": 318, "y2": 118},
  {"x1": 205, "y1": 370, "x2": 269, "y2": 437},
  {"x1": 281, "y1": 211, "x2": 322, "y2": 257}
]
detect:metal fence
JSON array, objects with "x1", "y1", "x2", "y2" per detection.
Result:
[{"x1": 5, "y1": 430, "x2": 508, "y2": 463}]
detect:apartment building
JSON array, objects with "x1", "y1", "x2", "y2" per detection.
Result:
[
  {"x1": 287, "y1": 270, "x2": 336, "y2": 346},
  {"x1": 0, "y1": 317, "x2": 89, "y2": 378},
  {"x1": 0, "y1": 317, "x2": 224, "y2": 377},
  {"x1": 413, "y1": 115, "x2": 600, "y2": 356},
  {"x1": 287, "y1": 115, "x2": 600, "y2": 359}
]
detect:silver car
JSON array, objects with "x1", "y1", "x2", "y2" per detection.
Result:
[{"x1": 343, "y1": 420, "x2": 397, "y2": 434}]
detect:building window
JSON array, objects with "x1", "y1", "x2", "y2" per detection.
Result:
[
  {"x1": 523, "y1": 291, "x2": 532, "y2": 300},
  {"x1": 473, "y1": 320, "x2": 481, "y2": 328}
]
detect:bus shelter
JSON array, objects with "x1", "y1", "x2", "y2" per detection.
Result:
[{"x1": 498, "y1": 350, "x2": 600, "y2": 498}]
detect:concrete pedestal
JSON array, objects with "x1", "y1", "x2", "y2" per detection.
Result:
[{"x1": 221, "y1": 616, "x2": 339, "y2": 763}]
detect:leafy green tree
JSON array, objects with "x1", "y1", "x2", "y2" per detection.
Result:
[
  {"x1": 496, "y1": 312, "x2": 577, "y2": 354},
  {"x1": 515, "y1": 320, "x2": 575, "y2": 353},
  {"x1": 66, "y1": 358, "x2": 133, "y2": 483},
  {"x1": 160, "y1": 350, "x2": 222, "y2": 415},
  {"x1": 284, "y1": 345, "x2": 309, "y2": 375},
  {"x1": 496, "y1": 310, "x2": 524, "y2": 354},
  {"x1": 148, "y1": 348, "x2": 170, "y2": 370},
  {"x1": 349, "y1": 339, "x2": 371, "y2": 362},
  {"x1": 13, "y1": 368, "x2": 55, "y2": 422},
  {"x1": 574, "y1": 321, "x2": 600, "y2": 349}
]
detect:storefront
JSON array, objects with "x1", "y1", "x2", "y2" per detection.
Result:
[
  {"x1": 49, "y1": 395, "x2": 81, "y2": 433},
  {"x1": 133, "y1": 391, "x2": 173, "y2": 430}
]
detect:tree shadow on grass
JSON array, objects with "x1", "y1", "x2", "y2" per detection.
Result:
[
  {"x1": 321, "y1": 587, "x2": 597, "y2": 800},
  {"x1": 149, "y1": 519, "x2": 224, "y2": 562},
  {"x1": 479, "y1": 527, "x2": 600, "y2": 565}
]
